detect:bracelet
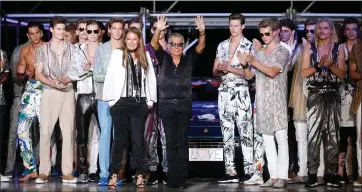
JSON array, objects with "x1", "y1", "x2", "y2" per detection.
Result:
[
  {"x1": 242, "y1": 64, "x2": 249, "y2": 69},
  {"x1": 313, "y1": 65, "x2": 321, "y2": 72},
  {"x1": 199, "y1": 32, "x2": 205, "y2": 36}
]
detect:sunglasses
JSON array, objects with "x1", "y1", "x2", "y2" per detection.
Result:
[
  {"x1": 78, "y1": 27, "x2": 85, "y2": 32},
  {"x1": 169, "y1": 42, "x2": 184, "y2": 48},
  {"x1": 305, "y1": 29, "x2": 315, "y2": 34},
  {"x1": 260, "y1": 32, "x2": 271, "y2": 37},
  {"x1": 87, "y1": 30, "x2": 99, "y2": 34}
]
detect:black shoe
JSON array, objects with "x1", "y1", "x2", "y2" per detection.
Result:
[
  {"x1": 240, "y1": 174, "x2": 252, "y2": 183},
  {"x1": 326, "y1": 175, "x2": 343, "y2": 187},
  {"x1": 89, "y1": 173, "x2": 99, "y2": 182},
  {"x1": 179, "y1": 183, "x2": 187, "y2": 189},
  {"x1": 147, "y1": 172, "x2": 158, "y2": 185},
  {"x1": 218, "y1": 174, "x2": 239, "y2": 183},
  {"x1": 165, "y1": 183, "x2": 178, "y2": 188},
  {"x1": 163, "y1": 173, "x2": 168, "y2": 185},
  {"x1": 305, "y1": 174, "x2": 318, "y2": 187}
]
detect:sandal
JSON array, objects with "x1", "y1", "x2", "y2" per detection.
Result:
[
  {"x1": 108, "y1": 174, "x2": 118, "y2": 190},
  {"x1": 136, "y1": 174, "x2": 145, "y2": 188}
]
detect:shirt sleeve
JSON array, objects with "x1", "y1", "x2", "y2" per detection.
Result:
[
  {"x1": 215, "y1": 42, "x2": 224, "y2": 61},
  {"x1": 34, "y1": 47, "x2": 45, "y2": 71},
  {"x1": 68, "y1": 46, "x2": 88, "y2": 81},
  {"x1": 272, "y1": 46, "x2": 291, "y2": 72},
  {"x1": 93, "y1": 46, "x2": 105, "y2": 82},
  {"x1": 153, "y1": 44, "x2": 166, "y2": 65},
  {"x1": 10, "y1": 46, "x2": 21, "y2": 81}
]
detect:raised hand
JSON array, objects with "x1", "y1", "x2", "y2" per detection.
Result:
[
  {"x1": 156, "y1": 16, "x2": 169, "y2": 31},
  {"x1": 287, "y1": 31, "x2": 297, "y2": 51},
  {"x1": 245, "y1": 54, "x2": 254, "y2": 64},
  {"x1": 236, "y1": 50, "x2": 248, "y2": 65},
  {"x1": 252, "y1": 38, "x2": 263, "y2": 52},
  {"x1": 302, "y1": 37, "x2": 309, "y2": 46},
  {"x1": 195, "y1": 15, "x2": 205, "y2": 33}
]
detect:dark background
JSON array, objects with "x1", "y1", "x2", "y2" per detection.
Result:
[
  {"x1": 1, "y1": 1, "x2": 362, "y2": 78},
  {"x1": 0, "y1": 1, "x2": 361, "y2": 179}
]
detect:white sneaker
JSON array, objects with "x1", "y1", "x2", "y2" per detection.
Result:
[
  {"x1": 243, "y1": 174, "x2": 264, "y2": 185},
  {"x1": 0, "y1": 174, "x2": 10, "y2": 182}
]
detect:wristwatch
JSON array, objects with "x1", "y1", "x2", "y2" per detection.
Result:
[{"x1": 242, "y1": 64, "x2": 249, "y2": 69}]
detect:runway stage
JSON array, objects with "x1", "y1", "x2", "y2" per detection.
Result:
[{"x1": 0, "y1": 178, "x2": 358, "y2": 192}]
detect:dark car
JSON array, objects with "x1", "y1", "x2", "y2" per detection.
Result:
[{"x1": 188, "y1": 77, "x2": 255, "y2": 161}]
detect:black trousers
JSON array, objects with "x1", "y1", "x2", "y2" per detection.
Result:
[
  {"x1": 159, "y1": 99, "x2": 192, "y2": 186},
  {"x1": 76, "y1": 93, "x2": 99, "y2": 175},
  {"x1": 0, "y1": 105, "x2": 6, "y2": 170},
  {"x1": 109, "y1": 97, "x2": 148, "y2": 176},
  {"x1": 288, "y1": 121, "x2": 298, "y2": 173}
]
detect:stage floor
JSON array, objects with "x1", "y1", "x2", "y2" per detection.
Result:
[{"x1": 0, "y1": 178, "x2": 359, "y2": 192}]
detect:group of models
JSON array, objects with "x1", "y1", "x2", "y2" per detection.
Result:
[{"x1": 0, "y1": 12, "x2": 361, "y2": 189}]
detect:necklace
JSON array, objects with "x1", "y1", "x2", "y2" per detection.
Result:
[{"x1": 228, "y1": 37, "x2": 243, "y2": 59}]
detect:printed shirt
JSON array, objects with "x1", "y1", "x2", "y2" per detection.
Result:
[{"x1": 215, "y1": 37, "x2": 253, "y2": 90}]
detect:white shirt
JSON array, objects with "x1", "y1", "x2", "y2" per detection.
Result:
[
  {"x1": 215, "y1": 37, "x2": 253, "y2": 87},
  {"x1": 103, "y1": 49, "x2": 157, "y2": 107},
  {"x1": 75, "y1": 43, "x2": 100, "y2": 94}
]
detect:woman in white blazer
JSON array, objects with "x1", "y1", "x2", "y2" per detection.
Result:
[{"x1": 103, "y1": 27, "x2": 157, "y2": 189}]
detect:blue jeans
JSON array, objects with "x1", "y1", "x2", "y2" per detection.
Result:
[{"x1": 97, "y1": 100, "x2": 113, "y2": 178}]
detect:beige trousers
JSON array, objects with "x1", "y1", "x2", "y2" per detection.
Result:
[{"x1": 39, "y1": 88, "x2": 75, "y2": 176}]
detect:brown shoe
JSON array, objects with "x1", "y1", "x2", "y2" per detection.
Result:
[
  {"x1": 353, "y1": 177, "x2": 362, "y2": 187},
  {"x1": 35, "y1": 174, "x2": 49, "y2": 184},
  {"x1": 288, "y1": 172, "x2": 297, "y2": 180},
  {"x1": 62, "y1": 174, "x2": 77, "y2": 183},
  {"x1": 19, "y1": 171, "x2": 38, "y2": 182}
]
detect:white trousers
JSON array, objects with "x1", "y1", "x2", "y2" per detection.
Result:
[
  {"x1": 294, "y1": 121, "x2": 308, "y2": 176},
  {"x1": 294, "y1": 121, "x2": 325, "y2": 177},
  {"x1": 263, "y1": 129, "x2": 289, "y2": 179}
]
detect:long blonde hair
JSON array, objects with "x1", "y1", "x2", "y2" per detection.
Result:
[
  {"x1": 121, "y1": 27, "x2": 148, "y2": 72},
  {"x1": 315, "y1": 18, "x2": 339, "y2": 44}
]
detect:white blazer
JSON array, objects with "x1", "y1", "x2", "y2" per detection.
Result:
[{"x1": 103, "y1": 49, "x2": 157, "y2": 107}]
